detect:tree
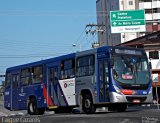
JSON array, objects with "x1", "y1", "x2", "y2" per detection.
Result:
[{"x1": 0, "y1": 81, "x2": 5, "y2": 95}]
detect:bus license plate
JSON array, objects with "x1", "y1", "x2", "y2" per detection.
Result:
[{"x1": 133, "y1": 99, "x2": 140, "y2": 103}]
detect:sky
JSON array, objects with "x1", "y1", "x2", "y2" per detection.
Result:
[{"x1": 0, "y1": 0, "x2": 97, "y2": 78}]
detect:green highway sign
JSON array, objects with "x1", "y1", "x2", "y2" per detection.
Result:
[
  {"x1": 110, "y1": 10, "x2": 146, "y2": 33},
  {"x1": 111, "y1": 20, "x2": 145, "y2": 27}
]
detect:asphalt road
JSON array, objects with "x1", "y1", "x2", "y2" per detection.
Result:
[
  {"x1": 0, "y1": 95, "x2": 160, "y2": 123},
  {"x1": 0, "y1": 106, "x2": 160, "y2": 123}
]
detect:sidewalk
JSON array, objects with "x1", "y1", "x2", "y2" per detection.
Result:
[{"x1": 0, "y1": 97, "x2": 27, "y2": 117}]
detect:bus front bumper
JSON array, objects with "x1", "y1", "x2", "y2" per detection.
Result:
[{"x1": 109, "y1": 92, "x2": 153, "y2": 104}]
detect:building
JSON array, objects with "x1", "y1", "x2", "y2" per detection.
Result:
[
  {"x1": 96, "y1": 0, "x2": 121, "y2": 46},
  {"x1": 119, "y1": 0, "x2": 139, "y2": 43},
  {"x1": 96, "y1": 0, "x2": 160, "y2": 75},
  {"x1": 138, "y1": 0, "x2": 160, "y2": 84},
  {"x1": 139, "y1": 0, "x2": 160, "y2": 34},
  {"x1": 96, "y1": 0, "x2": 160, "y2": 45},
  {"x1": 96, "y1": 0, "x2": 160, "y2": 102},
  {"x1": 96, "y1": 0, "x2": 140, "y2": 46}
]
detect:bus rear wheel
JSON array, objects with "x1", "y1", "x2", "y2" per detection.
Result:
[
  {"x1": 28, "y1": 98, "x2": 45, "y2": 115},
  {"x1": 82, "y1": 94, "x2": 95, "y2": 114}
]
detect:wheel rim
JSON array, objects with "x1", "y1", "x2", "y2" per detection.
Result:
[
  {"x1": 85, "y1": 99, "x2": 91, "y2": 108},
  {"x1": 29, "y1": 103, "x2": 34, "y2": 113}
]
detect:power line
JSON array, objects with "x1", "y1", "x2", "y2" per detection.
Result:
[
  {"x1": 0, "y1": 38, "x2": 74, "y2": 54},
  {"x1": 0, "y1": 13, "x2": 95, "y2": 16},
  {"x1": 67, "y1": 28, "x2": 86, "y2": 53},
  {"x1": 0, "y1": 41, "x2": 72, "y2": 49},
  {"x1": 0, "y1": 54, "x2": 65, "y2": 59},
  {"x1": 0, "y1": 66, "x2": 10, "y2": 68},
  {"x1": 0, "y1": 38, "x2": 72, "y2": 45},
  {"x1": 0, "y1": 10, "x2": 97, "y2": 17}
]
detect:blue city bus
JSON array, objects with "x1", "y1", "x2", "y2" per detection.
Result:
[{"x1": 4, "y1": 46, "x2": 152, "y2": 114}]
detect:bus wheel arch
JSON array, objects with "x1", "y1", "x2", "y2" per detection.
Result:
[
  {"x1": 27, "y1": 95, "x2": 45, "y2": 115},
  {"x1": 80, "y1": 89, "x2": 96, "y2": 114}
]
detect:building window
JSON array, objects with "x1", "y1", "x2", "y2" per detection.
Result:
[
  {"x1": 144, "y1": 0, "x2": 152, "y2": 2},
  {"x1": 145, "y1": 9, "x2": 152, "y2": 14},
  {"x1": 149, "y1": 51, "x2": 159, "y2": 59},
  {"x1": 121, "y1": 1, "x2": 124, "y2": 5},
  {"x1": 129, "y1": 1, "x2": 133, "y2": 5},
  {"x1": 153, "y1": 8, "x2": 160, "y2": 13},
  {"x1": 76, "y1": 55, "x2": 95, "y2": 77},
  {"x1": 61, "y1": 59, "x2": 75, "y2": 79}
]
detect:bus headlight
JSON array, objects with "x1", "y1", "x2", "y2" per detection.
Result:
[{"x1": 113, "y1": 85, "x2": 122, "y2": 95}]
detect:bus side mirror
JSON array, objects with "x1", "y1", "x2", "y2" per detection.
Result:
[{"x1": 149, "y1": 62, "x2": 152, "y2": 69}]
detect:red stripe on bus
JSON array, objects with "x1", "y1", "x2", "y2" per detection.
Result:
[{"x1": 43, "y1": 84, "x2": 53, "y2": 106}]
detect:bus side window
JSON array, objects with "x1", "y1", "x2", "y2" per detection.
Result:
[
  {"x1": 76, "y1": 55, "x2": 95, "y2": 77},
  {"x1": 60, "y1": 59, "x2": 75, "y2": 80},
  {"x1": 49, "y1": 69, "x2": 53, "y2": 82},
  {"x1": 20, "y1": 68, "x2": 31, "y2": 86},
  {"x1": 53, "y1": 68, "x2": 58, "y2": 85},
  {"x1": 105, "y1": 60, "x2": 109, "y2": 83},
  {"x1": 5, "y1": 73, "x2": 11, "y2": 88},
  {"x1": 99, "y1": 61, "x2": 103, "y2": 81},
  {"x1": 32, "y1": 66, "x2": 43, "y2": 84},
  {"x1": 13, "y1": 74, "x2": 19, "y2": 89},
  {"x1": 48, "y1": 67, "x2": 58, "y2": 85}
]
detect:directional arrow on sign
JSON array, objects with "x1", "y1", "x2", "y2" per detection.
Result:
[
  {"x1": 113, "y1": 22, "x2": 117, "y2": 26},
  {"x1": 112, "y1": 14, "x2": 116, "y2": 18}
]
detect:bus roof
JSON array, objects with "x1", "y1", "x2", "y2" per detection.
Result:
[
  {"x1": 6, "y1": 53, "x2": 75, "y2": 72},
  {"x1": 6, "y1": 46, "x2": 145, "y2": 72}
]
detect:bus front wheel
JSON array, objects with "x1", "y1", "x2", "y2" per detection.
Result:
[
  {"x1": 28, "y1": 98, "x2": 45, "y2": 115},
  {"x1": 82, "y1": 94, "x2": 95, "y2": 114}
]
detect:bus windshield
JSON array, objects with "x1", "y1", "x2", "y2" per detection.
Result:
[{"x1": 112, "y1": 55, "x2": 150, "y2": 85}]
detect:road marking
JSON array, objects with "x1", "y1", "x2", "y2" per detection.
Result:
[{"x1": 120, "y1": 119, "x2": 130, "y2": 123}]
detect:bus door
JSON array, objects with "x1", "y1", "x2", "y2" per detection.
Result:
[
  {"x1": 4, "y1": 73, "x2": 11, "y2": 109},
  {"x1": 47, "y1": 63, "x2": 59, "y2": 106},
  {"x1": 11, "y1": 72, "x2": 19, "y2": 110},
  {"x1": 98, "y1": 59, "x2": 109, "y2": 102}
]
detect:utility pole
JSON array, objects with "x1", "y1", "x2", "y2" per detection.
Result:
[
  {"x1": 85, "y1": 24, "x2": 106, "y2": 48},
  {"x1": 85, "y1": 24, "x2": 106, "y2": 34}
]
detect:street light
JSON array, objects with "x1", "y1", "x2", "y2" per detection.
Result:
[{"x1": 72, "y1": 44, "x2": 81, "y2": 52}]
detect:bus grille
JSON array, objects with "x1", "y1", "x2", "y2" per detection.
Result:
[{"x1": 126, "y1": 96, "x2": 147, "y2": 103}]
